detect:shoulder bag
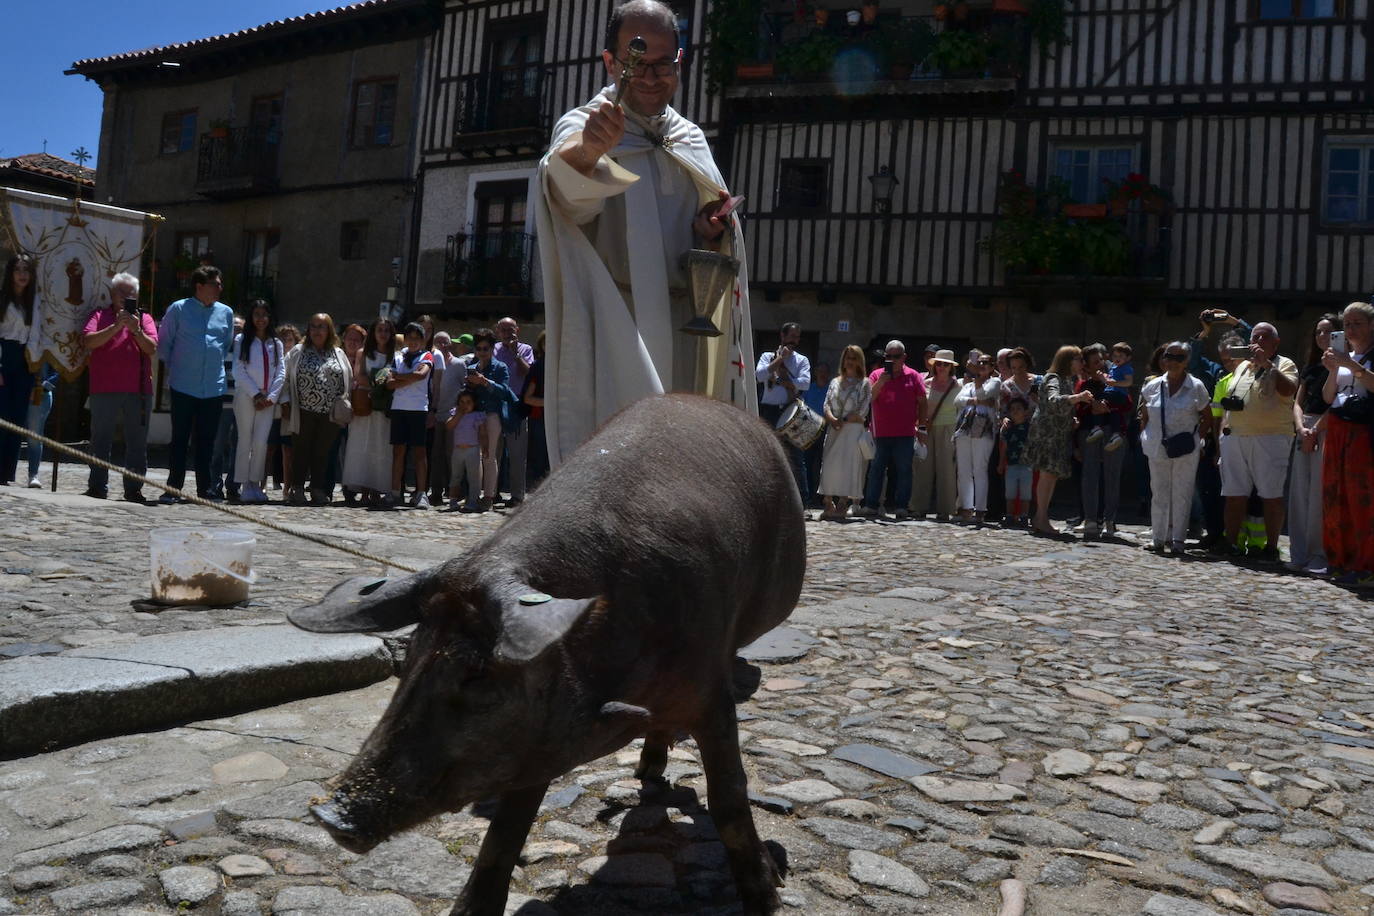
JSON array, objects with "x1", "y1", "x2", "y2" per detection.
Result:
[
  {"x1": 1159, "y1": 380, "x2": 1196, "y2": 459},
  {"x1": 351, "y1": 355, "x2": 374, "y2": 418},
  {"x1": 329, "y1": 350, "x2": 353, "y2": 426},
  {"x1": 1330, "y1": 352, "x2": 1374, "y2": 425}
]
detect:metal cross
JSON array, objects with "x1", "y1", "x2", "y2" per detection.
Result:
[{"x1": 71, "y1": 147, "x2": 91, "y2": 166}]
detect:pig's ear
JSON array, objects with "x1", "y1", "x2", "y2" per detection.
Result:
[
  {"x1": 288, "y1": 572, "x2": 432, "y2": 633},
  {"x1": 493, "y1": 594, "x2": 600, "y2": 664}
]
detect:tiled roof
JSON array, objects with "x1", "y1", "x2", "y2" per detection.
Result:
[
  {"x1": 0, "y1": 153, "x2": 96, "y2": 186},
  {"x1": 68, "y1": 0, "x2": 422, "y2": 74}
]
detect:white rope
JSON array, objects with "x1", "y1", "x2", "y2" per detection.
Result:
[{"x1": 0, "y1": 414, "x2": 419, "y2": 574}]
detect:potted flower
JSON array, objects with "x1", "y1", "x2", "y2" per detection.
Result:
[
  {"x1": 878, "y1": 17, "x2": 935, "y2": 80},
  {"x1": 1063, "y1": 202, "x2": 1108, "y2": 219},
  {"x1": 776, "y1": 32, "x2": 842, "y2": 81},
  {"x1": 1102, "y1": 173, "x2": 1171, "y2": 215},
  {"x1": 928, "y1": 29, "x2": 988, "y2": 78}
]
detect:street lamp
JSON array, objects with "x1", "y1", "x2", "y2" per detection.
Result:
[{"x1": 868, "y1": 165, "x2": 899, "y2": 214}]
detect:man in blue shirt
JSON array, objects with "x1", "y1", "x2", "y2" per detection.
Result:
[{"x1": 155, "y1": 266, "x2": 235, "y2": 502}]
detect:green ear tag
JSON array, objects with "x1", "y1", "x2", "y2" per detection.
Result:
[{"x1": 518, "y1": 593, "x2": 553, "y2": 605}]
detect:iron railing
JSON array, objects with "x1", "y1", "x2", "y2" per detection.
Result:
[
  {"x1": 196, "y1": 127, "x2": 279, "y2": 192},
  {"x1": 454, "y1": 66, "x2": 552, "y2": 136},
  {"x1": 444, "y1": 231, "x2": 534, "y2": 298}
]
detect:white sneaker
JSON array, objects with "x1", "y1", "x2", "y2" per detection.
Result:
[
  {"x1": 26, "y1": 476, "x2": 41, "y2": 488},
  {"x1": 1104, "y1": 433, "x2": 1125, "y2": 452},
  {"x1": 413, "y1": 493, "x2": 431, "y2": 510},
  {"x1": 1304, "y1": 560, "x2": 1330, "y2": 577}
]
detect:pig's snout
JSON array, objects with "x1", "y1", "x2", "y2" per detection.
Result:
[{"x1": 311, "y1": 800, "x2": 380, "y2": 854}]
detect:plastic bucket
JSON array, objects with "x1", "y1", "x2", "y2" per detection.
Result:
[{"x1": 149, "y1": 528, "x2": 257, "y2": 606}]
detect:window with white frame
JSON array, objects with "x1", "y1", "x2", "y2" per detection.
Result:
[
  {"x1": 1050, "y1": 144, "x2": 1137, "y2": 203},
  {"x1": 1324, "y1": 139, "x2": 1374, "y2": 225}
]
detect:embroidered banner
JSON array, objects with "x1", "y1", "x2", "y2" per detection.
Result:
[{"x1": 1, "y1": 188, "x2": 155, "y2": 380}]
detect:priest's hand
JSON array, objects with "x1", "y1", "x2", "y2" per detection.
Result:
[
  {"x1": 694, "y1": 190, "x2": 732, "y2": 245},
  {"x1": 559, "y1": 102, "x2": 625, "y2": 176}
]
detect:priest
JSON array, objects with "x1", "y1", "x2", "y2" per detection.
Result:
[{"x1": 535, "y1": 0, "x2": 756, "y2": 466}]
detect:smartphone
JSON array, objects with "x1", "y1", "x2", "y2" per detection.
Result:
[
  {"x1": 1225, "y1": 345, "x2": 1253, "y2": 359},
  {"x1": 884, "y1": 359, "x2": 894, "y2": 375},
  {"x1": 1331, "y1": 330, "x2": 1348, "y2": 354},
  {"x1": 716, "y1": 194, "x2": 745, "y2": 219},
  {"x1": 123, "y1": 298, "x2": 139, "y2": 314}
]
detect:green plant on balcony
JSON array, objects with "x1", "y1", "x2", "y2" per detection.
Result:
[
  {"x1": 705, "y1": 0, "x2": 764, "y2": 93},
  {"x1": 928, "y1": 30, "x2": 989, "y2": 78},
  {"x1": 1028, "y1": 0, "x2": 1074, "y2": 57},
  {"x1": 876, "y1": 17, "x2": 936, "y2": 78},
  {"x1": 982, "y1": 170, "x2": 1132, "y2": 276},
  {"x1": 1066, "y1": 218, "x2": 1129, "y2": 275},
  {"x1": 776, "y1": 32, "x2": 842, "y2": 81}
]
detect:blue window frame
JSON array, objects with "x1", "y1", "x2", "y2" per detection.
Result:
[
  {"x1": 1051, "y1": 145, "x2": 1136, "y2": 203},
  {"x1": 160, "y1": 110, "x2": 197, "y2": 155},
  {"x1": 1254, "y1": 0, "x2": 1343, "y2": 17},
  {"x1": 1324, "y1": 140, "x2": 1374, "y2": 225}
]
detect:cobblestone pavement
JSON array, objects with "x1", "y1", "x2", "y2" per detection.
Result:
[{"x1": 2, "y1": 474, "x2": 1374, "y2": 915}]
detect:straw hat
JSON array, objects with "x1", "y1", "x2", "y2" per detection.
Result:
[{"x1": 929, "y1": 349, "x2": 958, "y2": 365}]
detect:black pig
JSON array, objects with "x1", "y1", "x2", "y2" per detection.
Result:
[{"x1": 289, "y1": 394, "x2": 806, "y2": 915}]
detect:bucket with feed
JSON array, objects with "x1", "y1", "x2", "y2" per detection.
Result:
[{"x1": 149, "y1": 528, "x2": 256, "y2": 605}]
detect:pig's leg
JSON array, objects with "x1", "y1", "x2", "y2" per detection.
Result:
[
  {"x1": 694, "y1": 690, "x2": 782, "y2": 915},
  {"x1": 635, "y1": 729, "x2": 672, "y2": 783},
  {"x1": 450, "y1": 782, "x2": 548, "y2": 916}
]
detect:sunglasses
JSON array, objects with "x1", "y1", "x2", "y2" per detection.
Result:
[{"x1": 1162, "y1": 353, "x2": 1187, "y2": 361}]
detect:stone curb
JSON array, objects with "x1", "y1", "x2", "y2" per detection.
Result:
[{"x1": 0, "y1": 624, "x2": 393, "y2": 757}]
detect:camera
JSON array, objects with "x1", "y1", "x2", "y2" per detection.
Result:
[
  {"x1": 1219, "y1": 395, "x2": 1246, "y2": 411},
  {"x1": 123, "y1": 298, "x2": 139, "y2": 314}
]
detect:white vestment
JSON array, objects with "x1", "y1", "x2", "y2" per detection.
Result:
[{"x1": 535, "y1": 87, "x2": 757, "y2": 467}]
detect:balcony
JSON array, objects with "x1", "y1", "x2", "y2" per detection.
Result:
[
  {"x1": 195, "y1": 128, "x2": 279, "y2": 198},
  {"x1": 986, "y1": 172, "x2": 1172, "y2": 306},
  {"x1": 241, "y1": 267, "x2": 278, "y2": 302},
  {"x1": 443, "y1": 230, "x2": 535, "y2": 315},
  {"x1": 718, "y1": 12, "x2": 1023, "y2": 118},
  {"x1": 451, "y1": 67, "x2": 552, "y2": 156}
]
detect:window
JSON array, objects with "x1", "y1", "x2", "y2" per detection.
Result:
[
  {"x1": 1324, "y1": 139, "x2": 1374, "y2": 225},
  {"x1": 776, "y1": 159, "x2": 829, "y2": 214},
  {"x1": 351, "y1": 79, "x2": 398, "y2": 148},
  {"x1": 479, "y1": 17, "x2": 544, "y2": 131},
  {"x1": 160, "y1": 111, "x2": 197, "y2": 154},
  {"x1": 474, "y1": 180, "x2": 528, "y2": 253},
  {"x1": 175, "y1": 231, "x2": 212, "y2": 261},
  {"x1": 244, "y1": 229, "x2": 281, "y2": 299},
  {"x1": 1252, "y1": 0, "x2": 1344, "y2": 18},
  {"x1": 250, "y1": 95, "x2": 283, "y2": 144},
  {"x1": 340, "y1": 221, "x2": 368, "y2": 260},
  {"x1": 1051, "y1": 144, "x2": 1136, "y2": 203}
]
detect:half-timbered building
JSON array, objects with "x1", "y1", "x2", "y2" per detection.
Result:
[
  {"x1": 415, "y1": 0, "x2": 1370, "y2": 365},
  {"x1": 721, "y1": 0, "x2": 1373, "y2": 362}
]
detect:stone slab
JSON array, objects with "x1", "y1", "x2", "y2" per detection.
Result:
[
  {"x1": 831, "y1": 743, "x2": 942, "y2": 781},
  {"x1": 1, "y1": 625, "x2": 392, "y2": 756},
  {"x1": 739, "y1": 626, "x2": 819, "y2": 663}
]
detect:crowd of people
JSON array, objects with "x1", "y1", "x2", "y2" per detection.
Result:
[
  {"x1": 2, "y1": 255, "x2": 1371, "y2": 586},
  {"x1": 757, "y1": 304, "x2": 1374, "y2": 587},
  {"x1": 0, "y1": 261, "x2": 546, "y2": 515}
]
